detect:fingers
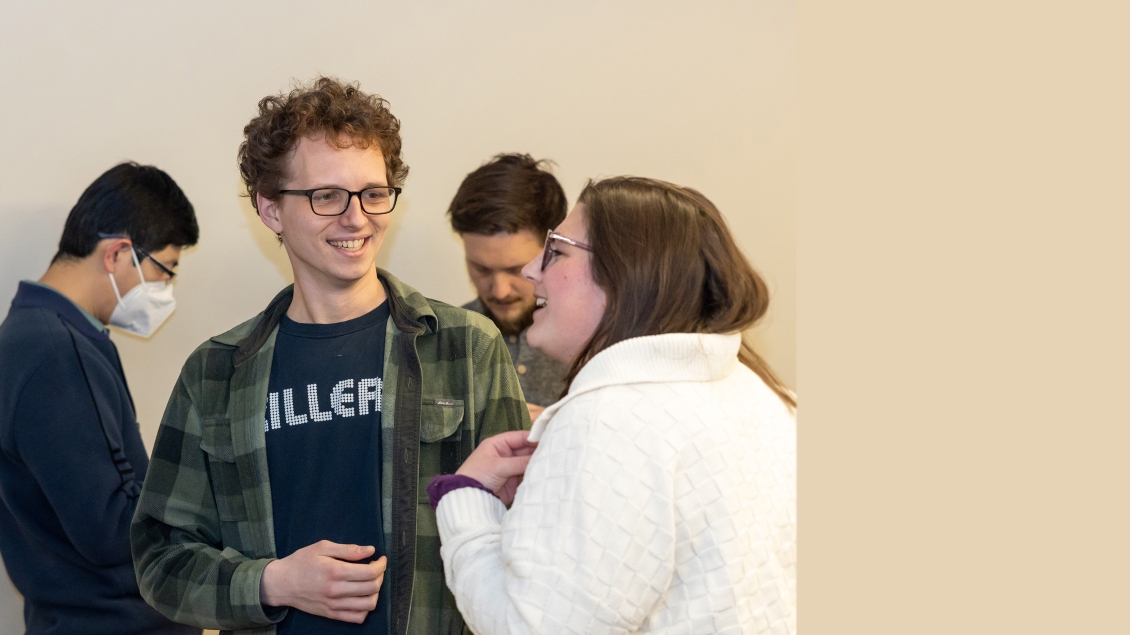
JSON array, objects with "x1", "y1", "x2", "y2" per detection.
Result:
[
  {"x1": 329, "y1": 562, "x2": 384, "y2": 596},
  {"x1": 329, "y1": 579, "x2": 381, "y2": 597},
  {"x1": 371, "y1": 555, "x2": 387, "y2": 574},
  {"x1": 323, "y1": 559, "x2": 385, "y2": 623},
  {"x1": 497, "y1": 474, "x2": 523, "y2": 507},
  {"x1": 458, "y1": 445, "x2": 535, "y2": 490},
  {"x1": 335, "y1": 560, "x2": 383, "y2": 582},
  {"x1": 453, "y1": 430, "x2": 538, "y2": 494},
  {"x1": 487, "y1": 430, "x2": 539, "y2": 456},
  {"x1": 509, "y1": 444, "x2": 538, "y2": 457},
  {"x1": 491, "y1": 455, "x2": 533, "y2": 481},
  {"x1": 316, "y1": 545, "x2": 385, "y2": 582},
  {"x1": 327, "y1": 565, "x2": 384, "y2": 622},
  {"x1": 271, "y1": 542, "x2": 389, "y2": 624},
  {"x1": 329, "y1": 605, "x2": 377, "y2": 619},
  {"x1": 333, "y1": 610, "x2": 371, "y2": 625},
  {"x1": 314, "y1": 540, "x2": 375, "y2": 562}
]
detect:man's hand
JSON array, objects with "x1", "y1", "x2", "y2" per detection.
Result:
[
  {"x1": 456, "y1": 430, "x2": 538, "y2": 506},
  {"x1": 526, "y1": 403, "x2": 546, "y2": 422},
  {"x1": 260, "y1": 541, "x2": 386, "y2": 624}
]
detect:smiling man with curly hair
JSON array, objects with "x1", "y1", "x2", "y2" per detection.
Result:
[{"x1": 131, "y1": 77, "x2": 530, "y2": 635}]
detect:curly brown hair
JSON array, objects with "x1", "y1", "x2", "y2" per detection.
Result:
[{"x1": 238, "y1": 76, "x2": 409, "y2": 212}]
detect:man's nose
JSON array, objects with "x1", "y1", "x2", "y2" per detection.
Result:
[
  {"x1": 338, "y1": 194, "x2": 367, "y2": 228},
  {"x1": 491, "y1": 275, "x2": 512, "y2": 299}
]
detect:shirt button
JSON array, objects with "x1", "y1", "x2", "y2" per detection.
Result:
[
  {"x1": 517, "y1": 364, "x2": 527, "y2": 374},
  {"x1": 508, "y1": 335, "x2": 518, "y2": 344}
]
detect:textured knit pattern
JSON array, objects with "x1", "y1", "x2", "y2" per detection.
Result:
[
  {"x1": 131, "y1": 270, "x2": 531, "y2": 635},
  {"x1": 437, "y1": 333, "x2": 796, "y2": 634}
]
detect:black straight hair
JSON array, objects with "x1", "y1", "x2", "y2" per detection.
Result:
[{"x1": 52, "y1": 162, "x2": 199, "y2": 263}]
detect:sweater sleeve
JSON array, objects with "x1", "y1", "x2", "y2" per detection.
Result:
[
  {"x1": 12, "y1": 338, "x2": 139, "y2": 567},
  {"x1": 436, "y1": 394, "x2": 676, "y2": 634}
]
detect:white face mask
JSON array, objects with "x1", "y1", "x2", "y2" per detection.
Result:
[{"x1": 108, "y1": 248, "x2": 176, "y2": 338}]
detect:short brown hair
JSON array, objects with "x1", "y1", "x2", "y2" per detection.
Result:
[
  {"x1": 238, "y1": 76, "x2": 409, "y2": 212},
  {"x1": 567, "y1": 177, "x2": 795, "y2": 408},
  {"x1": 447, "y1": 154, "x2": 566, "y2": 236}
]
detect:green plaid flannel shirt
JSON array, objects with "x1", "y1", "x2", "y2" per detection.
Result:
[{"x1": 131, "y1": 270, "x2": 531, "y2": 635}]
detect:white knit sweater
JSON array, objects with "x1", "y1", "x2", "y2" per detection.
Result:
[{"x1": 436, "y1": 333, "x2": 796, "y2": 634}]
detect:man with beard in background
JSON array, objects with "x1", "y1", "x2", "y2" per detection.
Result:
[{"x1": 448, "y1": 154, "x2": 568, "y2": 420}]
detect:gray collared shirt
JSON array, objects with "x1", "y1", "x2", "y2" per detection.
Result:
[
  {"x1": 462, "y1": 299, "x2": 566, "y2": 407},
  {"x1": 24, "y1": 280, "x2": 109, "y2": 333}
]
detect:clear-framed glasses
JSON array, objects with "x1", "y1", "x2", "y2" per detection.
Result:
[
  {"x1": 277, "y1": 186, "x2": 402, "y2": 216},
  {"x1": 541, "y1": 229, "x2": 592, "y2": 271}
]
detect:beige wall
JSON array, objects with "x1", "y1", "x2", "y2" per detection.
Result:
[{"x1": 0, "y1": 0, "x2": 793, "y2": 628}]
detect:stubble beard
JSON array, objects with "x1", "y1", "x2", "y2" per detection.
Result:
[{"x1": 483, "y1": 299, "x2": 535, "y2": 337}]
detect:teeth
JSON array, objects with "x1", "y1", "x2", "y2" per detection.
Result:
[
  {"x1": 535, "y1": 298, "x2": 546, "y2": 308},
  {"x1": 329, "y1": 238, "x2": 364, "y2": 251}
]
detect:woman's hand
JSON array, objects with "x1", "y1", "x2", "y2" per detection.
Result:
[{"x1": 456, "y1": 430, "x2": 538, "y2": 506}]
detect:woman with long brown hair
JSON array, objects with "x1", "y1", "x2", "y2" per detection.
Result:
[{"x1": 429, "y1": 177, "x2": 796, "y2": 634}]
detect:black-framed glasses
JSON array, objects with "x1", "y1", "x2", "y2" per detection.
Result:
[
  {"x1": 278, "y1": 187, "x2": 402, "y2": 216},
  {"x1": 96, "y1": 233, "x2": 176, "y2": 281},
  {"x1": 133, "y1": 245, "x2": 176, "y2": 281},
  {"x1": 541, "y1": 229, "x2": 592, "y2": 271}
]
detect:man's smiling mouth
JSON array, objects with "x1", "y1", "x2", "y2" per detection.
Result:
[{"x1": 328, "y1": 238, "x2": 366, "y2": 252}]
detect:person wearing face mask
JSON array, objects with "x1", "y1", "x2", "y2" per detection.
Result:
[{"x1": 0, "y1": 162, "x2": 200, "y2": 635}]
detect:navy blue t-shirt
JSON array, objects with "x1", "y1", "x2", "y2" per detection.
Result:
[{"x1": 265, "y1": 301, "x2": 390, "y2": 634}]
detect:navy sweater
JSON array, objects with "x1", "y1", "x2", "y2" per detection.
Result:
[{"x1": 0, "y1": 282, "x2": 197, "y2": 635}]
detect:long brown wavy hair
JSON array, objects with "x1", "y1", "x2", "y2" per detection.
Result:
[{"x1": 563, "y1": 176, "x2": 795, "y2": 409}]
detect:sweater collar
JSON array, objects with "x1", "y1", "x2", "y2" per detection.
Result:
[
  {"x1": 528, "y1": 332, "x2": 741, "y2": 441},
  {"x1": 10, "y1": 280, "x2": 111, "y2": 343}
]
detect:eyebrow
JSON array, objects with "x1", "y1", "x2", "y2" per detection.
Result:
[
  {"x1": 306, "y1": 182, "x2": 390, "y2": 190},
  {"x1": 467, "y1": 260, "x2": 524, "y2": 274}
]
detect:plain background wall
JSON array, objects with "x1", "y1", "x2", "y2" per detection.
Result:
[{"x1": 0, "y1": 0, "x2": 793, "y2": 628}]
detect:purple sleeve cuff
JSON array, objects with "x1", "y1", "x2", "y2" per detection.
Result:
[{"x1": 427, "y1": 474, "x2": 494, "y2": 510}]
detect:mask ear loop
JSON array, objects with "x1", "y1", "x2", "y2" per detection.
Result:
[
  {"x1": 108, "y1": 271, "x2": 124, "y2": 303},
  {"x1": 129, "y1": 246, "x2": 150, "y2": 284},
  {"x1": 107, "y1": 243, "x2": 148, "y2": 303}
]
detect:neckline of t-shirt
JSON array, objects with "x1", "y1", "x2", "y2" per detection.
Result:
[{"x1": 278, "y1": 300, "x2": 390, "y2": 339}]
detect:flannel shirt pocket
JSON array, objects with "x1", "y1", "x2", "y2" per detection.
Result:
[
  {"x1": 199, "y1": 416, "x2": 249, "y2": 522},
  {"x1": 421, "y1": 398, "x2": 465, "y2": 443}
]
